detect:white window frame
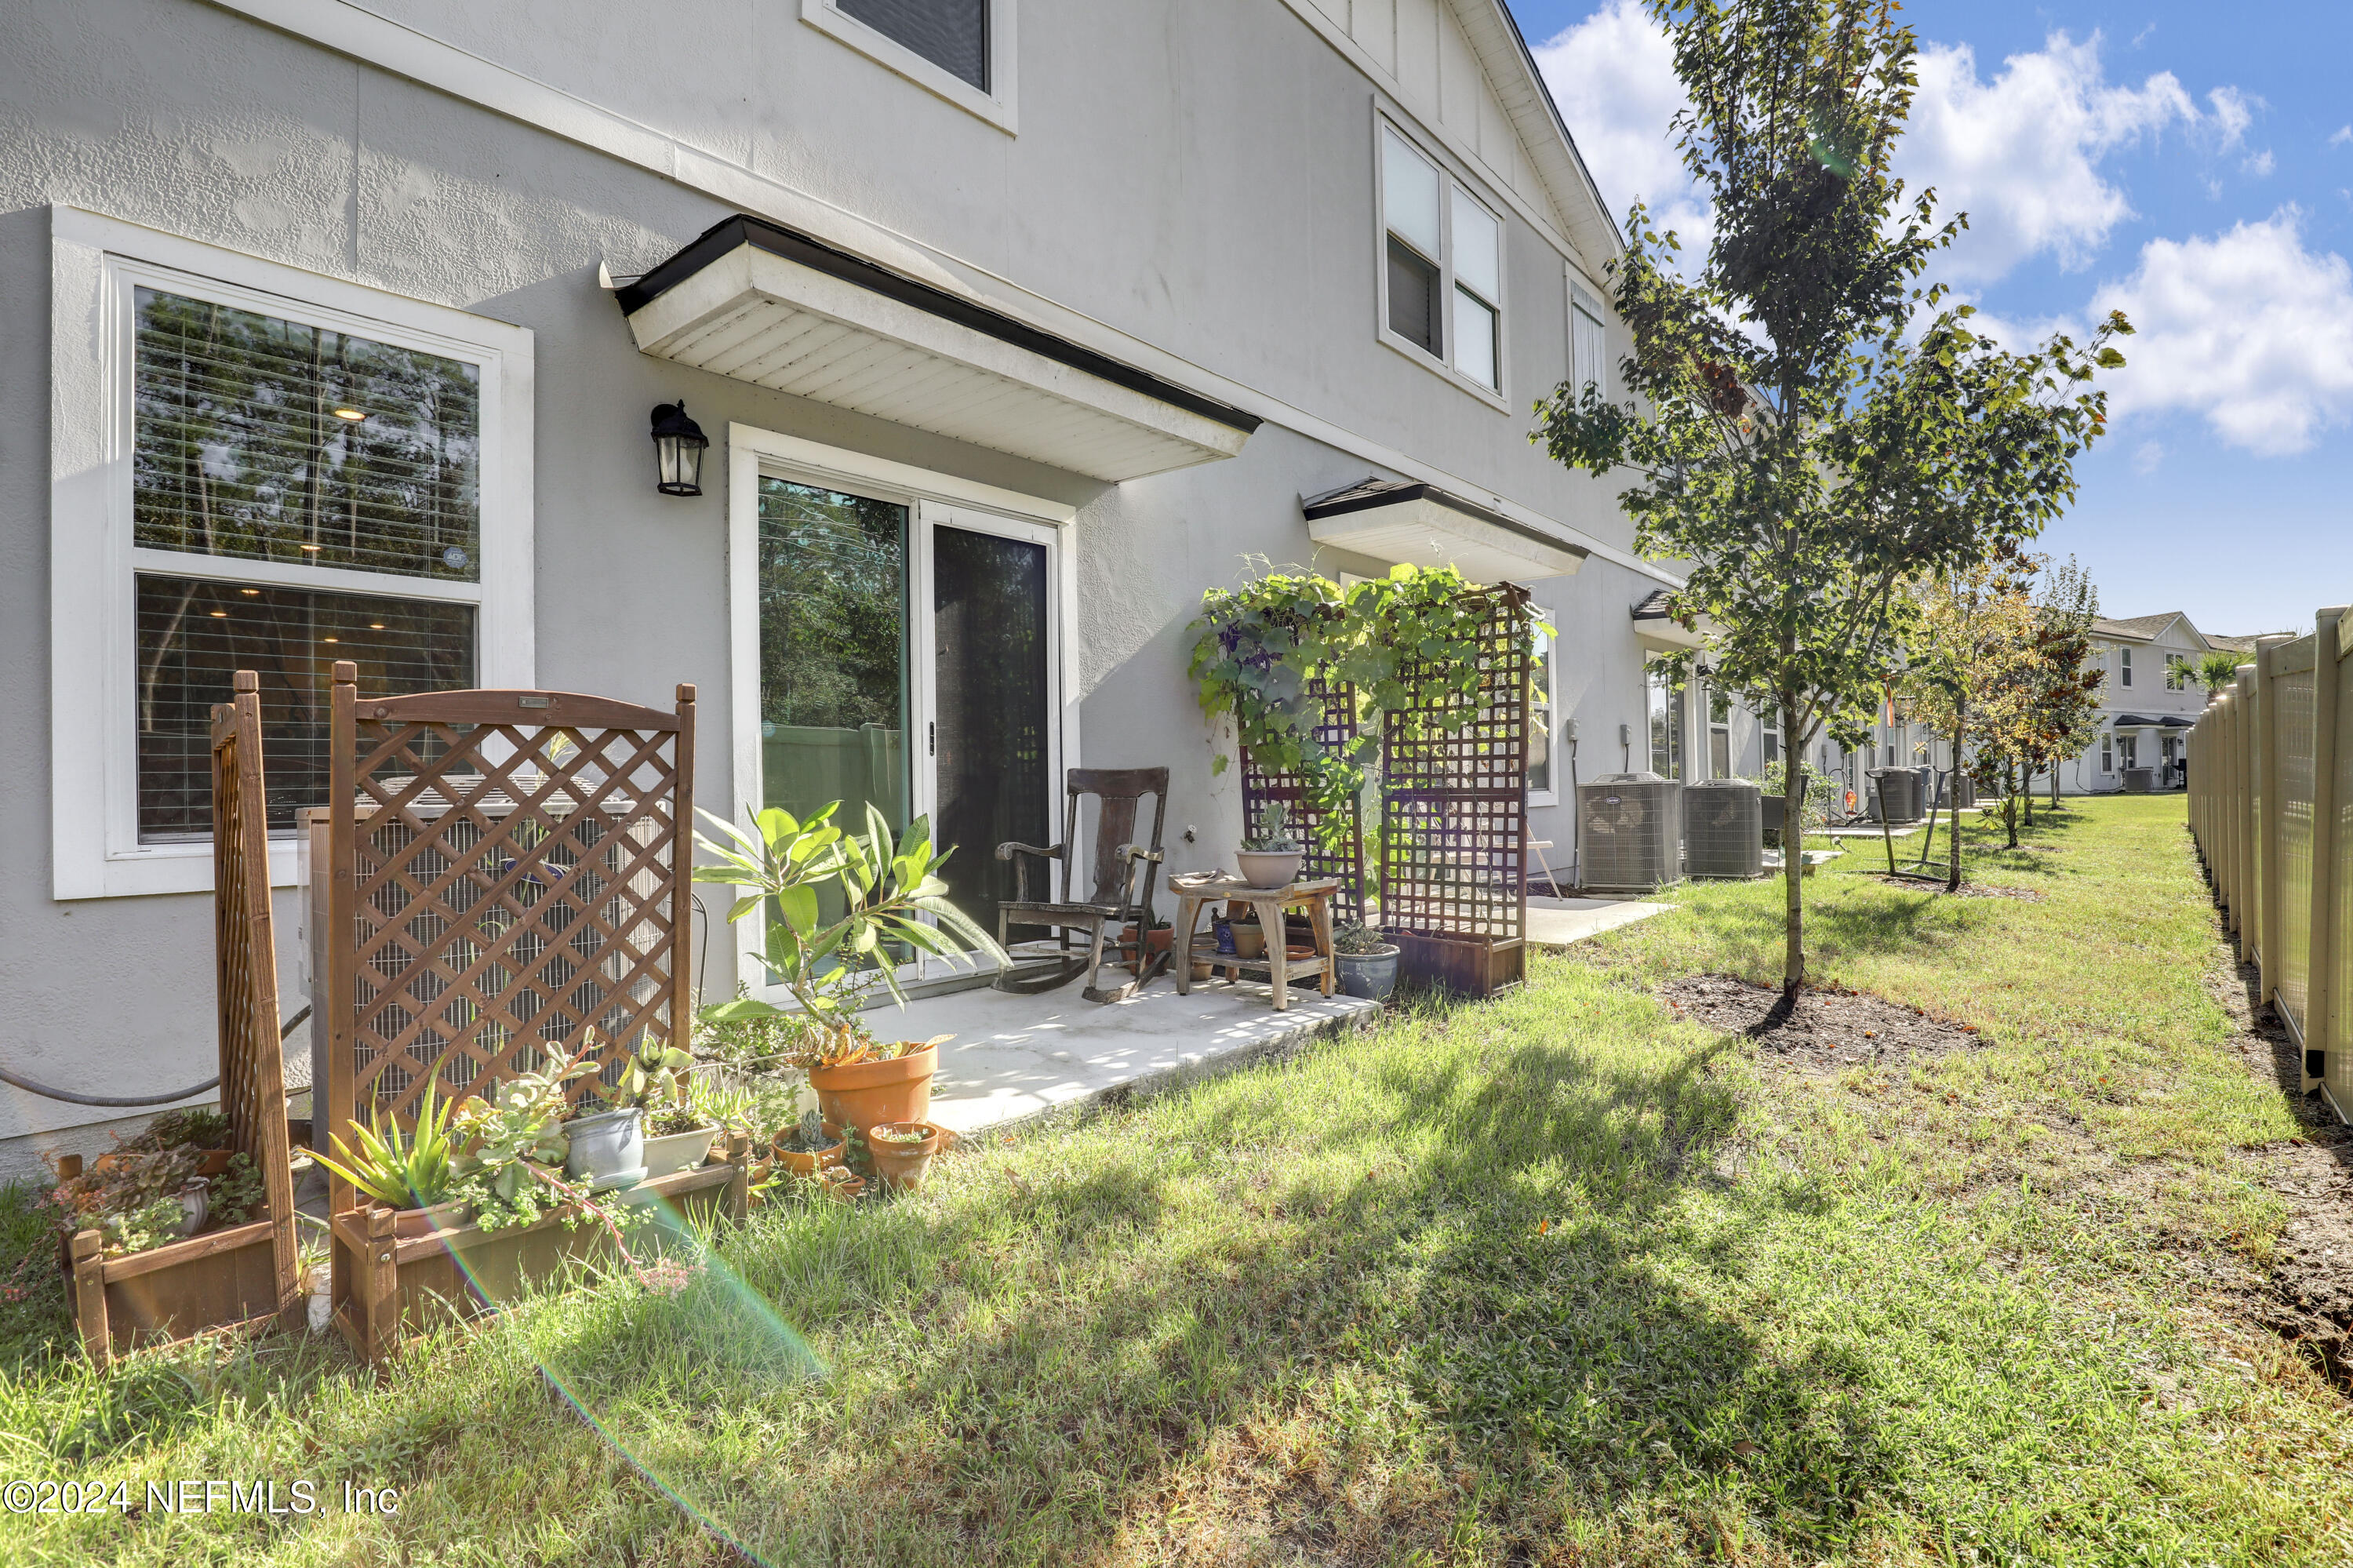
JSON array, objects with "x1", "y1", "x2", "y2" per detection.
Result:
[
  {"x1": 49, "y1": 208, "x2": 534, "y2": 900},
  {"x1": 1373, "y1": 112, "x2": 1510, "y2": 411},
  {"x1": 726, "y1": 424, "x2": 1077, "y2": 1005},
  {"x1": 1569, "y1": 276, "x2": 1610, "y2": 400},
  {"x1": 800, "y1": 0, "x2": 1018, "y2": 134},
  {"x1": 1528, "y1": 624, "x2": 1558, "y2": 806},
  {"x1": 2101, "y1": 734, "x2": 2115, "y2": 773},
  {"x1": 2119, "y1": 646, "x2": 2133, "y2": 687}
]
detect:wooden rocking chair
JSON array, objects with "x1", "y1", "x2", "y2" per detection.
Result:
[{"x1": 995, "y1": 767, "x2": 1170, "y2": 1002}]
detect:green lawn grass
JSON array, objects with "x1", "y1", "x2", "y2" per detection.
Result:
[{"x1": 2, "y1": 796, "x2": 2346, "y2": 1565}]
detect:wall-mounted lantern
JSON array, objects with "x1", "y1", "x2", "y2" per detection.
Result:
[{"x1": 649, "y1": 402, "x2": 708, "y2": 497}]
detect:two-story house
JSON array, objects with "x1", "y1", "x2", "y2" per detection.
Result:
[
  {"x1": 1, "y1": 0, "x2": 1696, "y2": 1173},
  {"x1": 2045, "y1": 612, "x2": 2232, "y2": 792}
]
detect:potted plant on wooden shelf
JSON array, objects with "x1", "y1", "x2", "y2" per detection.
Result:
[
  {"x1": 313, "y1": 1084, "x2": 464, "y2": 1239},
  {"x1": 692, "y1": 802, "x2": 1006, "y2": 1136},
  {"x1": 1236, "y1": 801, "x2": 1304, "y2": 890},
  {"x1": 607, "y1": 1039, "x2": 712, "y2": 1181},
  {"x1": 1333, "y1": 922, "x2": 1402, "y2": 1001}
]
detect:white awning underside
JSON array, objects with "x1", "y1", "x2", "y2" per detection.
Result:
[
  {"x1": 624, "y1": 244, "x2": 1251, "y2": 482},
  {"x1": 1306, "y1": 494, "x2": 1585, "y2": 583}
]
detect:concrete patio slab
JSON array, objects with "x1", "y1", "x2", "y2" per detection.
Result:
[
  {"x1": 1526, "y1": 895, "x2": 1671, "y2": 951},
  {"x1": 883, "y1": 977, "x2": 1380, "y2": 1138}
]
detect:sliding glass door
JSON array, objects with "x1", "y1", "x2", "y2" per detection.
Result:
[{"x1": 755, "y1": 476, "x2": 1058, "y2": 955}]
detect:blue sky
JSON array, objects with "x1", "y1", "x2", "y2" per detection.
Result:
[{"x1": 1509, "y1": 1, "x2": 2353, "y2": 638}]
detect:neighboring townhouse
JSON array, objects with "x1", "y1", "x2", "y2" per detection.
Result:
[
  {"x1": 1, "y1": 0, "x2": 1689, "y2": 1171},
  {"x1": 2038, "y1": 613, "x2": 2224, "y2": 793}
]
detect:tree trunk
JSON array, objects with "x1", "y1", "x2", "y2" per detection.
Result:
[
  {"x1": 2003, "y1": 762, "x2": 2020, "y2": 848},
  {"x1": 2051, "y1": 763, "x2": 2060, "y2": 812},
  {"x1": 1947, "y1": 715, "x2": 1965, "y2": 892},
  {"x1": 2023, "y1": 766, "x2": 2035, "y2": 827},
  {"x1": 1783, "y1": 699, "x2": 1806, "y2": 996}
]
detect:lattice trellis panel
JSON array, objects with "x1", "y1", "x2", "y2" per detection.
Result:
[
  {"x1": 1241, "y1": 675, "x2": 1366, "y2": 923},
  {"x1": 1378, "y1": 587, "x2": 1531, "y2": 947},
  {"x1": 323, "y1": 668, "x2": 696, "y2": 1141},
  {"x1": 209, "y1": 670, "x2": 300, "y2": 1317}
]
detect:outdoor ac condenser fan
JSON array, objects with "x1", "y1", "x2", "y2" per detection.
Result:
[
  {"x1": 1685, "y1": 778, "x2": 1764, "y2": 879},
  {"x1": 1577, "y1": 772, "x2": 1682, "y2": 893}
]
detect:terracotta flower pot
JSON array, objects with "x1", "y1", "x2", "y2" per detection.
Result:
[
  {"x1": 195, "y1": 1148, "x2": 235, "y2": 1177},
  {"x1": 810, "y1": 1044, "x2": 937, "y2": 1137},
  {"x1": 866, "y1": 1121, "x2": 944, "y2": 1192},
  {"x1": 818, "y1": 1167, "x2": 866, "y2": 1203},
  {"x1": 773, "y1": 1131, "x2": 849, "y2": 1176},
  {"x1": 1122, "y1": 923, "x2": 1174, "y2": 975},
  {"x1": 1230, "y1": 924, "x2": 1267, "y2": 961}
]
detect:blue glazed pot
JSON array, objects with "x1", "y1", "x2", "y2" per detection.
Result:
[{"x1": 1334, "y1": 944, "x2": 1401, "y2": 1001}]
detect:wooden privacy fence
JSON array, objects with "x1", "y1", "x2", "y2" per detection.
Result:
[
  {"x1": 318, "y1": 666, "x2": 742, "y2": 1362},
  {"x1": 2187, "y1": 606, "x2": 2352, "y2": 1122},
  {"x1": 70, "y1": 671, "x2": 300, "y2": 1365}
]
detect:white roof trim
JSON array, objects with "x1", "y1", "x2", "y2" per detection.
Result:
[{"x1": 625, "y1": 240, "x2": 1250, "y2": 482}]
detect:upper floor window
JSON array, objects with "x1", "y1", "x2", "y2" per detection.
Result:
[
  {"x1": 802, "y1": 0, "x2": 1016, "y2": 131},
  {"x1": 2166, "y1": 655, "x2": 2186, "y2": 690},
  {"x1": 1379, "y1": 123, "x2": 1504, "y2": 397},
  {"x1": 2119, "y1": 646, "x2": 2133, "y2": 687},
  {"x1": 1571, "y1": 280, "x2": 1609, "y2": 399}
]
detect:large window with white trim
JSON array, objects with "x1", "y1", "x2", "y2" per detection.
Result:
[
  {"x1": 1378, "y1": 122, "x2": 1506, "y2": 396},
  {"x1": 50, "y1": 211, "x2": 533, "y2": 898},
  {"x1": 1570, "y1": 279, "x2": 1609, "y2": 399}
]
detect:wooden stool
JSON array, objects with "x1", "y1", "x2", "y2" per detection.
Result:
[{"x1": 1171, "y1": 875, "x2": 1339, "y2": 1011}]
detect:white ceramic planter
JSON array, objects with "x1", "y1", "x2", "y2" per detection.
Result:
[
  {"x1": 640, "y1": 1125, "x2": 718, "y2": 1181},
  {"x1": 563, "y1": 1107, "x2": 646, "y2": 1190},
  {"x1": 1235, "y1": 849, "x2": 1304, "y2": 890}
]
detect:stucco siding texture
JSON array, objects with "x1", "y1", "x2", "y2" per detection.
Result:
[{"x1": 0, "y1": 0, "x2": 1658, "y2": 1169}]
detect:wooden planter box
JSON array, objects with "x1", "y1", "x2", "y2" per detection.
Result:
[
  {"x1": 70, "y1": 1219, "x2": 294, "y2": 1364},
  {"x1": 329, "y1": 1159, "x2": 746, "y2": 1359},
  {"x1": 1398, "y1": 931, "x2": 1524, "y2": 997}
]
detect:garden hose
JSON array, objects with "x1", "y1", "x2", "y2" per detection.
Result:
[{"x1": 0, "y1": 1005, "x2": 312, "y2": 1108}]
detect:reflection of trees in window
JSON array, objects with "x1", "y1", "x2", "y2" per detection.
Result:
[
  {"x1": 755, "y1": 481, "x2": 907, "y2": 733},
  {"x1": 133, "y1": 289, "x2": 480, "y2": 581},
  {"x1": 1646, "y1": 657, "x2": 1684, "y2": 777}
]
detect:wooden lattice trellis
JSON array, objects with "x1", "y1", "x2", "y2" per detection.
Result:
[
  {"x1": 70, "y1": 671, "x2": 300, "y2": 1364},
  {"x1": 1377, "y1": 586, "x2": 1531, "y2": 994},
  {"x1": 1240, "y1": 675, "x2": 1366, "y2": 924},
  {"x1": 323, "y1": 668, "x2": 696, "y2": 1141},
  {"x1": 321, "y1": 667, "x2": 708, "y2": 1360}
]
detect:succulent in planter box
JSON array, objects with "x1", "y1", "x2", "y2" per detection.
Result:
[{"x1": 313, "y1": 1085, "x2": 464, "y2": 1239}]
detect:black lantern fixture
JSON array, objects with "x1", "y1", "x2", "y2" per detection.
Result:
[{"x1": 649, "y1": 401, "x2": 708, "y2": 497}]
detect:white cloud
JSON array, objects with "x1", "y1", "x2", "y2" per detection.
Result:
[
  {"x1": 2244, "y1": 150, "x2": 2276, "y2": 177},
  {"x1": 2332, "y1": 126, "x2": 2353, "y2": 148},
  {"x1": 2132, "y1": 441, "x2": 2165, "y2": 474},
  {"x1": 2093, "y1": 209, "x2": 2353, "y2": 455},
  {"x1": 1530, "y1": 0, "x2": 1707, "y2": 247},
  {"x1": 1536, "y1": 14, "x2": 2243, "y2": 287},
  {"x1": 1903, "y1": 33, "x2": 2199, "y2": 280},
  {"x1": 2206, "y1": 86, "x2": 2255, "y2": 147}
]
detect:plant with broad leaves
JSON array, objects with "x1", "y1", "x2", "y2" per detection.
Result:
[
  {"x1": 315, "y1": 1083, "x2": 457, "y2": 1211},
  {"x1": 692, "y1": 802, "x2": 1006, "y2": 1045}
]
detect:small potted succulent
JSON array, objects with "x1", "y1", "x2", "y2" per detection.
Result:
[
  {"x1": 615, "y1": 1040, "x2": 715, "y2": 1181},
  {"x1": 771, "y1": 1108, "x2": 848, "y2": 1176},
  {"x1": 314, "y1": 1083, "x2": 464, "y2": 1239},
  {"x1": 1333, "y1": 922, "x2": 1402, "y2": 1001},
  {"x1": 1235, "y1": 802, "x2": 1304, "y2": 890},
  {"x1": 866, "y1": 1120, "x2": 945, "y2": 1192}
]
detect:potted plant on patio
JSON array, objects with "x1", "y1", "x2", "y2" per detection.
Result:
[
  {"x1": 692, "y1": 802, "x2": 1006, "y2": 1134},
  {"x1": 313, "y1": 1084, "x2": 464, "y2": 1239},
  {"x1": 1235, "y1": 801, "x2": 1304, "y2": 890},
  {"x1": 866, "y1": 1120, "x2": 945, "y2": 1192},
  {"x1": 1333, "y1": 922, "x2": 1402, "y2": 1001},
  {"x1": 772, "y1": 1108, "x2": 848, "y2": 1177},
  {"x1": 606, "y1": 1038, "x2": 714, "y2": 1181}
]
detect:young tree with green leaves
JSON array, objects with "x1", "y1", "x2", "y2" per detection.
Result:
[
  {"x1": 1536, "y1": 0, "x2": 2125, "y2": 995},
  {"x1": 1901, "y1": 556, "x2": 2040, "y2": 889},
  {"x1": 2020, "y1": 556, "x2": 2106, "y2": 816}
]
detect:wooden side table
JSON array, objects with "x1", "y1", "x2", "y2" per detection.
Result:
[{"x1": 1171, "y1": 875, "x2": 1340, "y2": 1011}]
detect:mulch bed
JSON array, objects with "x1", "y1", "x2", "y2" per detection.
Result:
[
  {"x1": 1661, "y1": 973, "x2": 1985, "y2": 1071},
  {"x1": 1867, "y1": 875, "x2": 2046, "y2": 901}
]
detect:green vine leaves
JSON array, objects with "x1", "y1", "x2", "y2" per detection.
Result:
[{"x1": 1187, "y1": 564, "x2": 1543, "y2": 851}]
